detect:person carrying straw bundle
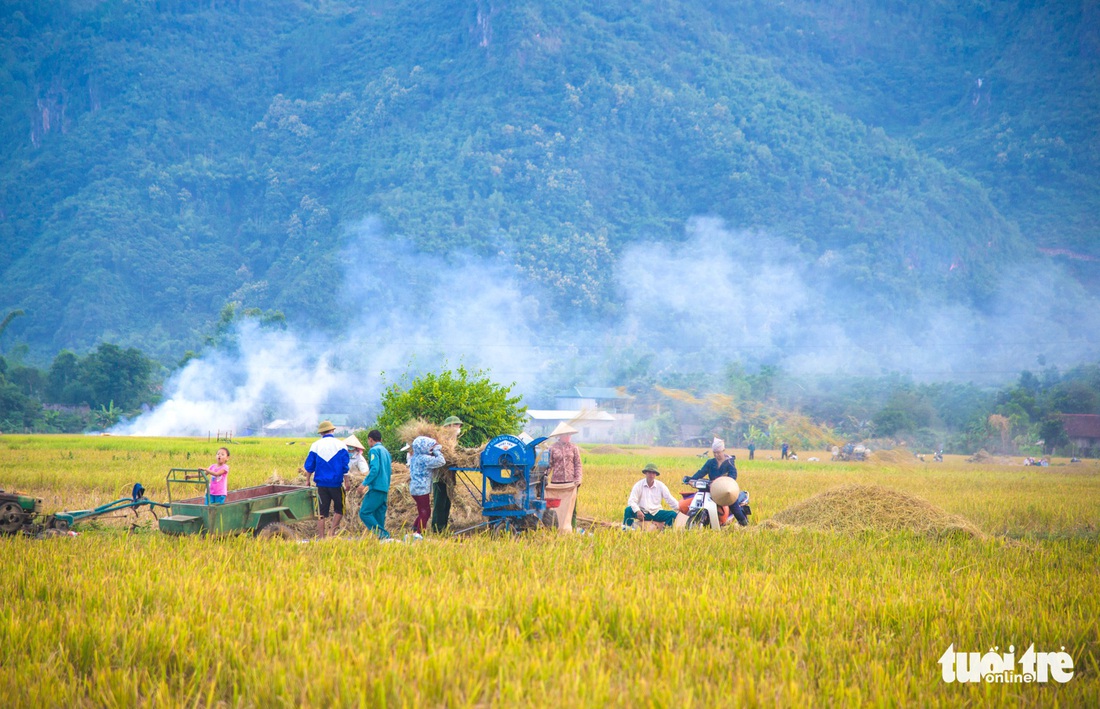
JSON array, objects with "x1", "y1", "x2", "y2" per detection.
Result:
[
  {"x1": 409, "y1": 435, "x2": 446, "y2": 536},
  {"x1": 431, "y1": 415, "x2": 464, "y2": 533}
]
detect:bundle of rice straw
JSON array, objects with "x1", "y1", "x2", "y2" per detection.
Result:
[
  {"x1": 395, "y1": 418, "x2": 483, "y2": 467},
  {"x1": 759, "y1": 483, "x2": 984, "y2": 538}
]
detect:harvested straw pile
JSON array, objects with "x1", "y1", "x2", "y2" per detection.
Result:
[
  {"x1": 966, "y1": 449, "x2": 1014, "y2": 465},
  {"x1": 590, "y1": 444, "x2": 629, "y2": 455},
  {"x1": 760, "y1": 484, "x2": 984, "y2": 538},
  {"x1": 868, "y1": 449, "x2": 916, "y2": 467},
  {"x1": 968, "y1": 449, "x2": 992, "y2": 462}
]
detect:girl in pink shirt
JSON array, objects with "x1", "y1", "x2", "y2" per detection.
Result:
[{"x1": 205, "y1": 447, "x2": 230, "y2": 504}]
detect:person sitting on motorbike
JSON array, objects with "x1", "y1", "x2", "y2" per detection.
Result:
[{"x1": 679, "y1": 438, "x2": 748, "y2": 526}]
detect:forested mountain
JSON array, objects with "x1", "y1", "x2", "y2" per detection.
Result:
[{"x1": 1, "y1": 0, "x2": 1098, "y2": 361}]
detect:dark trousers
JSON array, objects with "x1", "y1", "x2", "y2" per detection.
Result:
[
  {"x1": 729, "y1": 492, "x2": 750, "y2": 526},
  {"x1": 748, "y1": 449, "x2": 755, "y2": 460},
  {"x1": 623, "y1": 507, "x2": 678, "y2": 526},
  {"x1": 431, "y1": 479, "x2": 451, "y2": 533},
  {"x1": 412, "y1": 493, "x2": 431, "y2": 533},
  {"x1": 359, "y1": 489, "x2": 390, "y2": 539}
]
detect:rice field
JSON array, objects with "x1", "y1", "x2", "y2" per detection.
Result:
[{"x1": 2, "y1": 435, "x2": 1098, "y2": 707}]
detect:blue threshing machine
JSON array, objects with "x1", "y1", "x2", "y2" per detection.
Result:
[{"x1": 453, "y1": 434, "x2": 556, "y2": 534}]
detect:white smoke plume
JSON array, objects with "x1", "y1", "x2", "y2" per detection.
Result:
[
  {"x1": 118, "y1": 322, "x2": 343, "y2": 436},
  {"x1": 118, "y1": 216, "x2": 1100, "y2": 435}
]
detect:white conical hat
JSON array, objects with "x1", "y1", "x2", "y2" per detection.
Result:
[
  {"x1": 710, "y1": 476, "x2": 741, "y2": 506},
  {"x1": 549, "y1": 421, "x2": 579, "y2": 437},
  {"x1": 343, "y1": 435, "x2": 365, "y2": 451}
]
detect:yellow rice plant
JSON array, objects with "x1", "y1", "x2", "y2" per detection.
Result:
[{"x1": 0, "y1": 436, "x2": 1097, "y2": 707}]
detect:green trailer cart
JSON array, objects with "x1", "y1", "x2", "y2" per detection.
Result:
[{"x1": 157, "y1": 468, "x2": 317, "y2": 536}]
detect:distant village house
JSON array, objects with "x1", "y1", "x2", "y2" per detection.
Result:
[{"x1": 1060, "y1": 414, "x2": 1100, "y2": 456}]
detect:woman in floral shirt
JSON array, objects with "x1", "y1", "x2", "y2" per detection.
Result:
[{"x1": 547, "y1": 422, "x2": 583, "y2": 533}]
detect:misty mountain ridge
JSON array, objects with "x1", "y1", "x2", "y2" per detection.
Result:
[{"x1": 1, "y1": 0, "x2": 1098, "y2": 381}]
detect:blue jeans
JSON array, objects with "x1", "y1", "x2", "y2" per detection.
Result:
[{"x1": 205, "y1": 494, "x2": 226, "y2": 505}]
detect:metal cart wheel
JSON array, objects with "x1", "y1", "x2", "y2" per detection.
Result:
[{"x1": 255, "y1": 522, "x2": 298, "y2": 540}]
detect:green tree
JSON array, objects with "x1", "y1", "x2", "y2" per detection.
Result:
[
  {"x1": 0, "y1": 380, "x2": 41, "y2": 432},
  {"x1": 0, "y1": 309, "x2": 24, "y2": 352},
  {"x1": 46, "y1": 350, "x2": 85, "y2": 404},
  {"x1": 204, "y1": 302, "x2": 287, "y2": 352},
  {"x1": 872, "y1": 391, "x2": 934, "y2": 438},
  {"x1": 90, "y1": 400, "x2": 120, "y2": 431},
  {"x1": 374, "y1": 366, "x2": 526, "y2": 454},
  {"x1": 79, "y1": 343, "x2": 158, "y2": 411},
  {"x1": 1038, "y1": 417, "x2": 1069, "y2": 455},
  {"x1": 0, "y1": 355, "x2": 42, "y2": 432},
  {"x1": 1047, "y1": 381, "x2": 1098, "y2": 415}
]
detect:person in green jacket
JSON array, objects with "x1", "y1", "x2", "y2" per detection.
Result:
[{"x1": 358, "y1": 429, "x2": 392, "y2": 539}]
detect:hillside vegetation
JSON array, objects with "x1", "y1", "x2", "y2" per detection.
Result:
[{"x1": 1, "y1": 0, "x2": 1097, "y2": 358}]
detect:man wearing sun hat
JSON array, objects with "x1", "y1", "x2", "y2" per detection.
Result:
[
  {"x1": 622, "y1": 462, "x2": 680, "y2": 529},
  {"x1": 546, "y1": 421, "x2": 583, "y2": 533},
  {"x1": 304, "y1": 420, "x2": 350, "y2": 538}
]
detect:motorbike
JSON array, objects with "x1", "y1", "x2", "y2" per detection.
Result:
[{"x1": 680, "y1": 476, "x2": 751, "y2": 529}]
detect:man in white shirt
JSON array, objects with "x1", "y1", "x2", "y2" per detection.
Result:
[{"x1": 622, "y1": 462, "x2": 681, "y2": 529}]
